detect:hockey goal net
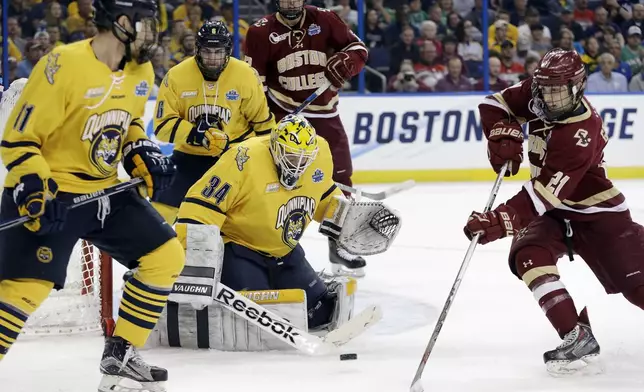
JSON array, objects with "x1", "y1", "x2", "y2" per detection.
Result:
[{"x1": 0, "y1": 79, "x2": 114, "y2": 336}]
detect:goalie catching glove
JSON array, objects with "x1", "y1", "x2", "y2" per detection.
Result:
[
  {"x1": 13, "y1": 174, "x2": 67, "y2": 234},
  {"x1": 186, "y1": 118, "x2": 230, "y2": 156},
  {"x1": 122, "y1": 139, "x2": 176, "y2": 200},
  {"x1": 319, "y1": 195, "x2": 402, "y2": 256}
]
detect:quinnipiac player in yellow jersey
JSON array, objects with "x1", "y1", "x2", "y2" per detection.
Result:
[
  {"x1": 152, "y1": 20, "x2": 275, "y2": 224},
  {"x1": 176, "y1": 114, "x2": 350, "y2": 330},
  {"x1": 0, "y1": 0, "x2": 184, "y2": 390}
]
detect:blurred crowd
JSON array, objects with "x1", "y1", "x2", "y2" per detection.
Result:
[{"x1": 3, "y1": 0, "x2": 644, "y2": 94}]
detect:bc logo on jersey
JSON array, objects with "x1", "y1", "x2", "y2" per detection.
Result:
[
  {"x1": 81, "y1": 109, "x2": 132, "y2": 176},
  {"x1": 275, "y1": 196, "x2": 316, "y2": 249}
]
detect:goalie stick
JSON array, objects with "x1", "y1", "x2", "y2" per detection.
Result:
[
  {"x1": 0, "y1": 177, "x2": 144, "y2": 232},
  {"x1": 336, "y1": 179, "x2": 416, "y2": 201},
  {"x1": 409, "y1": 162, "x2": 509, "y2": 392},
  {"x1": 213, "y1": 280, "x2": 382, "y2": 355}
]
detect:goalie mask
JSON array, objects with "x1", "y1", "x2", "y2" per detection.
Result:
[
  {"x1": 275, "y1": 0, "x2": 304, "y2": 21},
  {"x1": 196, "y1": 20, "x2": 232, "y2": 81},
  {"x1": 530, "y1": 48, "x2": 587, "y2": 122},
  {"x1": 270, "y1": 114, "x2": 319, "y2": 190},
  {"x1": 94, "y1": 0, "x2": 159, "y2": 64}
]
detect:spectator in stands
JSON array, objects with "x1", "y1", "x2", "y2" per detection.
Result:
[
  {"x1": 574, "y1": 0, "x2": 595, "y2": 29},
  {"x1": 8, "y1": 0, "x2": 33, "y2": 37},
  {"x1": 489, "y1": 20, "x2": 516, "y2": 53},
  {"x1": 66, "y1": 0, "x2": 93, "y2": 34},
  {"x1": 628, "y1": 68, "x2": 644, "y2": 91},
  {"x1": 389, "y1": 25, "x2": 420, "y2": 76},
  {"x1": 408, "y1": 0, "x2": 428, "y2": 29},
  {"x1": 439, "y1": 0, "x2": 456, "y2": 23},
  {"x1": 371, "y1": 0, "x2": 395, "y2": 28},
  {"x1": 445, "y1": 11, "x2": 462, "y2": 36},
  {"x1": 435, "y1": 57, "x2": 472, "y2": 91},
  {"x1": 414, "y1": 40, "x2": 447, "y2": 91},
  {"x1": 508, "y1": 0, "x2": 528, "y2": 26},
  {"x1": 46, "y1": 25, "x2": 64, "y2": 49},
  {"x1": 518, "y1": 7, "x2": 551, "y2": 45},
  {"x1": 581, "y1": 36, "x2": 601, "y2": 73},
  {"x1": 390, "y1": 59, "x2": 420, "y2": 92},
  {"x1": 498, "y1": 40, "x2": 524, "y2": 85},
  {"x1": 169, "y1": 19, "x2": 187, "y2": 53},
  {"x1": 622, "y1": 3, "x2": 644, "y2": 37},
  {"x1": 608, "y1": 41, "x2": 632, "y2": 80},
  {"x1": 185, "y1": 5, "x2": 203, "y2": 33},
  {"x1": 488, "y1": 10, "x2": 519, "y2": 48},
  {"x1": 417, "y1": 20, "x2": 443, "y2": 56},
  {"x1": 552, "y1": 8, "x2": 585, "y2": 44},
  {"x1": 621, "y1": 25, "x2": 644, "y2": 75},
  {"x1": 7, "y1": 17, "x2": 26, "y2": 53},
  {"x1": 365, "y1": 9, "x2": 386, "y2": 48},
  {"x1": 604, "y1": 0, "x2": 631, "y2": 28},
  {"x1": 587, "y1": 52, "x2": 628, "y2": 92},
  {"x1": 44, "y1": 2, "x2": 68, "y2": 34},
  {"x1": 519, "y1": 56, "x2": 538, "y2": 81},
  {"x1": 586, "y1": 6, "x2": 623, "y2": 44},
  {"x1": 173, "y1": 0, "x2": 199, "y2": 22},
  {"x1": 384, "y1": 6, "x2": 418, "y2": 47},
  {"x1": 529, "y1": 24, "x2": 552, "y2": 57},
  {"x1": 16, "y1": 40, "x2": 45, "y2": 79},
  {"x1": 34, "y1": 31, "x2": 51, "y2": 54},
  {"x1": 466, "y1": 0, "x2": 495, "y2": 32},
  {"x1": 456, "y1": 19, "x2": 482, "y2": 62},
  {"x1": 558, "y1": 28, "x2": 584, "y2": 53},
  {"x1": 169, "y1": 31, "x2": 196, "y2": 67},
  {"x1": 475, "y1": 56, "x2": 508, "y2": 91},
  {"x1": 221, "y1": 1, "x2": 249, "y2": 44},
  {"x1": 152, "y1": 46, "x2": 168, "y2": 87},
  {"x1": 427, "y1": 4, "x2": 448, "y2": 37},
  {"x1": 332, "y1": 0, "x2": 358, "y2": 30}
]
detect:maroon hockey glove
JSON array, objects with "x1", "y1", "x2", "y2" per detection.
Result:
[
  {"x1": 463, "y1": 204, "x2": 520, "y2": 245},
  {"x1": 487, "y1": 120, "x2": 524, "y2": 177},
  {"x1": 325, "y1": 52, "x2": 355, "y2": 89}
]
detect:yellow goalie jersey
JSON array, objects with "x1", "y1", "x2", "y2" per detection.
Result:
[
  {"x1": 1, "y1": 39, "x2": 153, "y2": 194},
  {"x1": 153, "y1": 56, "x2": 275, "y2": 156},
  {"x1": 177, "y1": 136, "x2": 343, "y2": 257}
]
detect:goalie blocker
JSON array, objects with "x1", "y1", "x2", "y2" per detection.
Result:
[{"x1": 146, "y1": 223, "x2": 356, "y2": 351}]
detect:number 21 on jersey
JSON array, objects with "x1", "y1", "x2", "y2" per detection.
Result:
[{"x1": 201, "y1": 175, "x2": 232, "y2": 204}]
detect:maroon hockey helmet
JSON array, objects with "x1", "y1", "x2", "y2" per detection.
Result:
[{"x1": 530, "y1": 48, "x2": 587, "y2": 122}]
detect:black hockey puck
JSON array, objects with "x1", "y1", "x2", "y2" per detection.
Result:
[{"x1": 340, "y1": 353, "x2": 358, "y2": 361}]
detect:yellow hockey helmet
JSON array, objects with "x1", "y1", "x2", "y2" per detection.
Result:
[{"x1": 270, "y1": 114, "x2": 319, "y2": 190}]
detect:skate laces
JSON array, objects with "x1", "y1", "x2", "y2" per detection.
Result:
[
  {"x1": 558, "y1": 325, "x2": 581, "y2": 349},
  {"x1": 337, "y1": 246, "x2": 360, "y2": 261}
]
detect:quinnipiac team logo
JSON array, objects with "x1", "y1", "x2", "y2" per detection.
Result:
[
  {"x1": 82, "y1": 110, "x2": 132, "y2": 176},
  {"x1": 275, "y1": 196, "x2": 316, "y2": 249}
]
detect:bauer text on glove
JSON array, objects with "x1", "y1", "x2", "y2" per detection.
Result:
[
  {"x1": 463, "y1": 204, "x2": 520, "y2": 245},
  {"x1": 487, "y1": 120, "x2": 524, "y2": 177}
]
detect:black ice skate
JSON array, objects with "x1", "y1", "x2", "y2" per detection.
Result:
[
  {"x1": 543, "y1": 308, "x2": 602, "y2": 376},
  {"x1": 329, "y1": 238, "x2": 366, "y2": 278},
  {"x1": 98, "y1": 336, "x2": 168, "y2": 392}
]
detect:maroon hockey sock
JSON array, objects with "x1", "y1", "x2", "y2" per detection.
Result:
[{"x1": 515, "y1": 247, "x2": 578, "y2": 338}]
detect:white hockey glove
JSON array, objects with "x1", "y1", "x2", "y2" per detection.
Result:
[{"x1": 319, "y1": 196, "x2": 402, "y2": 256}]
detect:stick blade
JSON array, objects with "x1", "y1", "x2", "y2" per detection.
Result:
[{"x1": 410, "y1": 379, "x2": 424, "y2": 392}]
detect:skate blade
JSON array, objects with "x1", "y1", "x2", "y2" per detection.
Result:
[
  {"x1": 98, "y1": 375, "x2": 167, "y2": 392},
  {"x1": 546, "y1": 354, "x2": 604, "y2": 377},
  {"x1": 331, "y1": 263, "x2": 365, "y2": 279}
]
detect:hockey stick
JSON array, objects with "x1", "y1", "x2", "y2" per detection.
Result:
[
  {"x1": 0, "y1": 177, "x2": 145, "y2": 232},
  {"x1": 292, "y1": 80, "x2": 332, "y2": 115},
  {"x1": 213, "y1": 281, "x2": 382, "y2": 355},
  {"x1": 336, "y1": 179, "x2": 416, "y2": 201},
  {"x1": 409, "y1": 162, "x2": 509, "y2": 392}
]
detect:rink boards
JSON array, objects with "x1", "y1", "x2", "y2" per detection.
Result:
[{"x1": 138, "y1": 93, "x2": 644, "y2": 184}]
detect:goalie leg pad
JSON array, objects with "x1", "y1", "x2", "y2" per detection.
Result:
[
  {"x1": 310, "y1": 275, "x2": 357, "y2": 333},
  {"x1": 170, "y1": 223, "x2": 224, "y2": 309}
]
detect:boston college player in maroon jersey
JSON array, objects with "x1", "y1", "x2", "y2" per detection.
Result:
[
  {"x1": 244, "y1": 0, "x2": 369, "y2": 278},
  {"x1": 463, "y1": 49, "x2": 644, "y2": 375}
]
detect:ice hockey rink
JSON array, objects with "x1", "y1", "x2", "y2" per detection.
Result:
[{"x1": 2, "y1": 180, "x2": 644, "y2": 392}]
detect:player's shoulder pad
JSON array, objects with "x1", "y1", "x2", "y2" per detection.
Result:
[
  {"x1": 35, "y1": 41, "x2": 82, "y2": 85},
  {"x1": 551, "y1": 102, "x2": 602, "y2": 150},
  {"x1": 225, "y1": 136, "x2": 270, "y2": 172},
  {"x1": 248, "y1": 12, "x2": 275, "y2": 31}
]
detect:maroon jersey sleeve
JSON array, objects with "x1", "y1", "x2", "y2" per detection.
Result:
[
  {"x1": 504, "y1": 106, "x2": 620, "y2": 227},
  {"x1": 318, "y1": 8, "x2": 368, "y2": 76},
  {"x1": 243, "y1": 17, "x2": 271, "y2": 92},
  {"x1": 478, "y1": 78, "x2": 537, "y2": 138}
]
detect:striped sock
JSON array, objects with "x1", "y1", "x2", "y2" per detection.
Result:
[
  {"x1": 0, "y1": 301, "x2": 28, "y2": 360},
  {"x1": 114, "y1": 277, "x2": 170, "y2": 347}
]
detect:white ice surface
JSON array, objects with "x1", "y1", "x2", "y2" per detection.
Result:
[{"x1": 2, "y1": 180, "x2": 644, "y2": 391}]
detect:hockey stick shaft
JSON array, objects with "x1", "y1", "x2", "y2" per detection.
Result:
[
  {"x1": 409, "y1": 162, "x2": 509, "y2": 392},
  {"x1": 292, "y1": 80, "x2": 332, "y2": 115},
  {"x1": 0, "y1": 177, "x2": 144, "y2": 232},
  {"x1": 336, "y1": 179, "x2": 416, "y2": 201}
]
